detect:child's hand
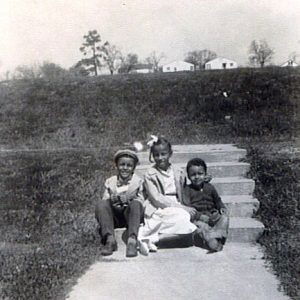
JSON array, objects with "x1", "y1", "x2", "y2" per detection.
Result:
[
  {"x1": 183, "y1": 206, "x2": 197, "y2": 219},
  {"x1": 110, "y1": 194, "x2": 120, "y2": 205},
  {"x1": 119, "y1": 193, "x2": 128, "y2": 205}
]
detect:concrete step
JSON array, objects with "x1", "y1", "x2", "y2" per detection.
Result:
[
  {"x1": 114, "y1": 217, "x2": 264, "y2": 244},
  {"x1": 222, "y1": 195, "x2": 260, "y2": 217},
  {"x1": 212, "y1": 177, "x2": 255, "y2": 196},
  {"x1": 137, "y1": 144, "x2": 247, "y2": 164},
  {"x1": 228, "y1": 217, "x2": 265, "y2": 243},
  {"x1": 136, "y1": 161, "x2": 250, "y2": 178}
]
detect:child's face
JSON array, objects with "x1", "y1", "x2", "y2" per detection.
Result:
[
  {"x1": 188, "y1": 165, "x2": 206, "y2": 187},
  {"x1": 152, "y1": 144, "x2": 172, "y2": 171},
  {"x1": 116, "y1": 156, "x2": 135, "y2": 181}
]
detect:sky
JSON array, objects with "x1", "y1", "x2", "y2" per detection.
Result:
[{"x1": 0, "y1": 0, "x2": 299, "y2": 75}]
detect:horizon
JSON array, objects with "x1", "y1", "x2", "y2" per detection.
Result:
[{"x1": 1, "y1": 0, "x2": 299, "y2": 76}]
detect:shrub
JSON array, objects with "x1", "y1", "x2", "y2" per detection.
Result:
[{"x1": 246, "y1": 145, "x2": 300, "y2": 299}]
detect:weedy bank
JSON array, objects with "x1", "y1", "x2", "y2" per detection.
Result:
[{"x1": 0, "y1": 67, "x2": 298, "y2": 148}]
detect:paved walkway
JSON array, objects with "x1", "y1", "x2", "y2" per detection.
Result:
[
  {"x1": 67, "y1": 242, "x2": 290, "y2": 300},
  {"x1": 67, "y1": 143, "x2": 291, "y2": 300}
]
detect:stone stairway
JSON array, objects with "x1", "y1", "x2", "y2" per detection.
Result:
[
  {"x1": 135, "y1": 144, "x2": 264, "y2": 243},
  {"x1": 67, "y1": 144, "x2": 291, "y2": 300}
]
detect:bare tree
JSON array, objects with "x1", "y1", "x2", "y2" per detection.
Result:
[
  {"x1": 118, "y1": 53, "x2": 139, "y2": 73},
  {"x1": 101, "y1": 43, "x2": 122, "y2": 75},
  {"x1": 79, "y1": 30, "x2": 108, "y2": 76},
  {"x1": 248, "y1": 40, "x2": 274, "y2": 68},
  {"x1": 184, "y1": 49, "x2": 217, "y2": 70},
  {"x1": 145, "y1": 51, "x2": 165, "y2": 72}
]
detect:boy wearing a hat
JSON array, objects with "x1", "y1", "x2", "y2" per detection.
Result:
[{"x1": 95, "y1": 149, "x2": 144, "y2": 257}]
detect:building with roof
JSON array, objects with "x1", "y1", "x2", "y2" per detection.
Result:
[
  {"x1": 281, "y1": 60, "x2": 298, "y2": 67},
  {"x1": 162, "y1": 60, "x2": 194, "y2": 72},
  {"x1": 205, "y1": 57, "x2": 238, "y2": 70}
]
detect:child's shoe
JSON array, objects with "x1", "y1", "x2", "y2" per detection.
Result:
[
  {"x1": 207, "y1": 238, "x2": 223, "y2": 253},
  {"x1": 101, "y1": 235, "x2": 118, "y2": 256},
  {"x1": 126, "y1": 236, "x2": 138, "y2": 257},
  {"x1": 138, "y1": 240, "x2": 149, "y2": 256},
  {"x1": 148, "y1": 242, "x2": 158, "y2": 252}
]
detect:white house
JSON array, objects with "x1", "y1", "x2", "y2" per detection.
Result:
[
  {"x1": 129, "y1": 64, "x2": 154, "y2": 74},
  {"x1": 205, "y1": 57, "x2": 238, "y2": 70},
  {"x1": 281, "y1": 60, "x2": 298, "y2": 67},
  {"x1": 162, "y1": 61, "x2": 194, "y2": 72}
]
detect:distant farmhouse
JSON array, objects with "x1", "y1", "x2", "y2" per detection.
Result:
[
  {"x1": 129, "y1": 64, "x2": 154, "y2": 74},
  {"x1": 162, "y1": 60, "x2": 194, "y2": 72},
  {"x1": 205, "y1": 57, "x2": 238, "y2": 70},
  {"x1": 281, "y1": 60, "x2": 298, "y2": 67}
]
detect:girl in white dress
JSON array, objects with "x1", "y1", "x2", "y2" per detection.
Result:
[{"x1": 138, "y1": 136, "x2": 198, "y2": 254}]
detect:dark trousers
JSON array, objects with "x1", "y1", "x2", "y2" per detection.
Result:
[{"x1": 95, "y1": 199, "x2": 143, "y2": 243}]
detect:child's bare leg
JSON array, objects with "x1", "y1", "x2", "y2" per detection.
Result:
[
  {"x1": 192, "y1": 219, "x2": 225, "y2": 252},
  {"x1": 203, "y1": 214, "x2": 229, "y2": 252},
  {"x1": 137, "y1": 222, "x2": 159, "y2": 255},
  {"x1": 207, "y1": 214, "x2": 229, "y2": 240}
]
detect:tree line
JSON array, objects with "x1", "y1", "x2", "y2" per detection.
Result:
[
  {"x1": 77, "y1": 30, "x2": 280, "y2": 76},
  {"x1": 75, "y1": 30, "x2": 166, "y2": 76},
  {"x1": 6, "y1": 29, "x2": 298, "y2": 80}
]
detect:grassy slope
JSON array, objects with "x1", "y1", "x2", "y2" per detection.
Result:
[
  {"x1": 0, "y1": 67, "x2": 298, "y2": 149},
  {"x1": 0, "y1": 150, "x2": 112, "y2": 299},
  {"x1": 244, "y1": 144, "x2": 300, "y2": 298},
  {"x1": 0, "y1": 67, "x2": 299, "y2": 299}
]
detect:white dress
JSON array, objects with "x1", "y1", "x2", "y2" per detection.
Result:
[{"x1": 138, "y1": 167, "x2": 196, "y2": 245}]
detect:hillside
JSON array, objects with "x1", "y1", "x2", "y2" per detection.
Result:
[
  {"x1": 0, "y1": 67, "x2": 299, "y2": 149},
  {"x1": 1, "y1": 67, "x2": 300, "y2": 299}
]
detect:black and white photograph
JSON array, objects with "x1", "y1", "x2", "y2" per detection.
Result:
[{"x1": 0, "y1": 1, "x2": 299, "y2": 299}]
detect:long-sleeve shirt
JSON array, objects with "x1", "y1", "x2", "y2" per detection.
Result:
[{"x1": 182, "y1": 183, "x2": 226, "y2": 214}]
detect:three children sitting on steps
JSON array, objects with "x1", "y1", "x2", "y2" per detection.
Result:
[{"x1": 95, "y1": 136, "x2": 229, "y2": 257}]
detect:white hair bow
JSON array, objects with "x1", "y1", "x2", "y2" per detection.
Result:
[{"x1": 147, "y1": 135, "x2": 158, "y2": 147}]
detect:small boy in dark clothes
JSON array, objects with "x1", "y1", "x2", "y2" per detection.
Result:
[{"x1": 182, "y1": 158, "x2": 229, "y2": 252}]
